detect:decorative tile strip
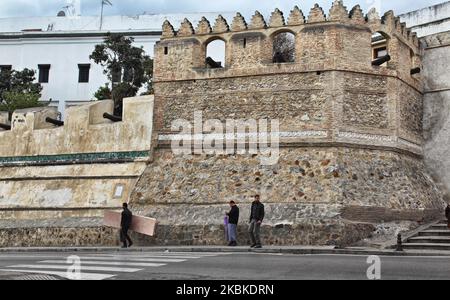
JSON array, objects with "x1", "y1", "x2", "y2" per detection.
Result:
[
  {"x1": 159, "y1": 130, "x2": 328, "y2": 141},
  {"x1": 280, "y1": 131, "x2": 328, "y2": 138},
  {"x1": 337, "y1": 131, "x2": 396, "y2": 143},
  {"x1": 0, "y1": 151, "x2": 150, "y2": 166}
]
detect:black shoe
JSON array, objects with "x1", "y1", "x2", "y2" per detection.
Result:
[
  {"x1": 121, "y1": 245, "x2": 128, "y2": 249},
  {"x1": 228, "y1": 242, "x2": 233, "y2": 246},
  {"x1": 231, "y1": 242, "x2": 238, "y2": 247},
  {"x1": 250, "y1": 244, "x2": 257, "y2": 248},
  {"x1": 253, "y1": 244, "x2": 262, "y2": 249},
  {"x1": 128, "y1": 241, "x2": 133, "y2": 248}
]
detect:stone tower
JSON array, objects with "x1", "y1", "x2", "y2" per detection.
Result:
[{"x1": 131, "y1": 1, "x2": 444, "y2": 246}]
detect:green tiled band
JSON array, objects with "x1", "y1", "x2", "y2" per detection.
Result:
[{"x1": 0, "y1": 151, "x2": 150, "y2": 166}]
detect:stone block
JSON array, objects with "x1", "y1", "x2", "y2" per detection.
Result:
[
  {"x1": 88, "y1": 100, "x2": 114, "y2": 125},
  {"x1": 11, "y1": 107, "x2": 59, "y2": 131}
]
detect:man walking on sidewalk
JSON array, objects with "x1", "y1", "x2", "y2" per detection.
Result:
[
  {"x1": 120, "y1": 203, "x2": 133, "y2": 248},
  {"x1": 226, "y1": 201, "x2": 239, "y2": 246},
  {"x1": 249, "y1": 195, "x2": 265, "y2": 249}
]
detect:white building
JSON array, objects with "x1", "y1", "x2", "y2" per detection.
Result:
[
  {"x1": 399, "y1": 1, "x2": 450, "y2": 37},
  {"x1": 0, "y1": 12, "x2": 234, "y2": 116}
]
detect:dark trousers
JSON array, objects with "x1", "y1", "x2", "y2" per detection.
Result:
[
  {"x1": 120, "y1": 227, "x2": 132, "y2": 247},
  {"x1": 248, "y1": 220, "x2": 261, "y2": 245}
]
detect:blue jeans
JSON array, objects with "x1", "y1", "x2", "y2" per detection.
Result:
[{"x1": 227, "y1": 223, "x2": 237, "y2": 242}]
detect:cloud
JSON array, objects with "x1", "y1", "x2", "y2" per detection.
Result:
[{"x1": 0, "y1": 0, "x2": 446, "y2": 19}]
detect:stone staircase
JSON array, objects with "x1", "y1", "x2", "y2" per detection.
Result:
[{"x1": 402, "y1": 220, "x2": 450, "y2": 251}]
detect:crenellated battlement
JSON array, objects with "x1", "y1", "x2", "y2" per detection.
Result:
[
  {"x1": 160, "y1": 2, "x2": 419, "y2": 48},
  {"x1": 154, "y1": 1, "x2": 422, "y2": 91}
]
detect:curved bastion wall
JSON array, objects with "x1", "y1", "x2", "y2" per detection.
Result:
[
  {"x1": 130, "y1": 147, "x2": 442, "y2": 246},
  {"x1": 128, "y1": 1, "x2": 445, "y2": 246}
]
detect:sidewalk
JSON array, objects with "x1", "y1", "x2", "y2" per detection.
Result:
[{"x1": 1, "y1": 245, "x2": 450, "y2": 256}]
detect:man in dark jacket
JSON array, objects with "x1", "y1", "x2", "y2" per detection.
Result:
[
  {"x1": 446, "y1": 204, "x2": 450, "y2": 228},
  {"x1": 120, "y1": 203, "x2": 133, "y2": 248},
  {"x1": 226, "y1": 201, "x2": 240, "y2": 246},
  {"x1": 248, "y1": 195, "x2": 265, "y2": 249}
]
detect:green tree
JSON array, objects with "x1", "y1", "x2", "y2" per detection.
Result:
[
  {"x1": 273, "y1": 32, "x2": 296, "y2": 63},
  {"x1": 142, "y1": 57, "x2": 154, "y2": 95},
  {"x1": 94, "y1": 84, "x2": 112, "y2": 100},
  {"x1": 0, "y1": 69, "x2": 44, "y2": 120},
  {"x1": 0, "y1": 92, "x2": 43, "y2": 119},
  {"x1": 90, "y1": 33, "x2": 154, "y2": 115}
]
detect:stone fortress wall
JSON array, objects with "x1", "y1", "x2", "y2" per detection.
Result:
[
  {"x1": 0, "y1": 1, "x2": 447, "y2": 247},
  {"x1": 129, "y1": 1, "x2": 445, "y2": 246}
]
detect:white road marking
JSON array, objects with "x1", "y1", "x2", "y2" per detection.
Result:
[
  {"x1": 159, "y1": 252, "x2": 231, "y2": 256},
  {"x1": 9, "y1": 264, "x2": 141, "y2": 273},
  {"x1": 0, "y1": 252, "x2": 229, "y2": 260},
  {"x1": 0, "y1": 252, "x2": 231, "y2": 280},
  {"x1": 90, "y1": 254, "x2": 203, "y2": 259},
  {"x1": 0, "y1": 269, "x2": 114, "y2": 280},
  {"x1": 41, "y1": 260, "x2": 166, "y2": 267},
  {"x1": 75, "y1": 256, "x2": 187, "y2": 263},
  {"x1": 0, "y1": 255, "x2": 62, "y2": 260}
]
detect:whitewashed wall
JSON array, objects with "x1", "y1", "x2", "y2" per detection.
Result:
[
  {"x1": 399, "y1": 2, "x2": 450, "y2": 37},
  {"x1": 0, "y1": 34, "x2": 158, "y2": 116}
]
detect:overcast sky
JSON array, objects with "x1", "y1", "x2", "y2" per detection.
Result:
[{"x1": 0, "y1": 0, "x2": 446, "y2": 19}]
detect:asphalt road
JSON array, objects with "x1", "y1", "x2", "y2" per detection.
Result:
[{"x1": 0, "y1": 251, "x2": 448, "y2": 280}]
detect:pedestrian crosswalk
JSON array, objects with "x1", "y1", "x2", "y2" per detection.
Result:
[{"x1": 0, "y1": 252, "x2": 228, "y2": 280}]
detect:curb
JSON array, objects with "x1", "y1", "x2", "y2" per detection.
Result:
[{"x1": 0, "y1": 246, "x2": 450, "y2": 256}]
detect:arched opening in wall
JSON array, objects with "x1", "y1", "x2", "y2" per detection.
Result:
[
  {"x1": 272, "y1": 31, "x2": 296, "y2": 63},
  {"x1": 371, "y1": 32, "x2": 390, "y2": 67},
  {"x1": 410, "y1": 49, "x2": 421, "y2": 77},
  {"x1": 205, "y1": 39, "x2": 226, "y2": 69}
]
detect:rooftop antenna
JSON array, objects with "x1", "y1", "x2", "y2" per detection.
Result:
[{"x1": 100, "y1": 0, "x2": 113, "y2": 30}]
